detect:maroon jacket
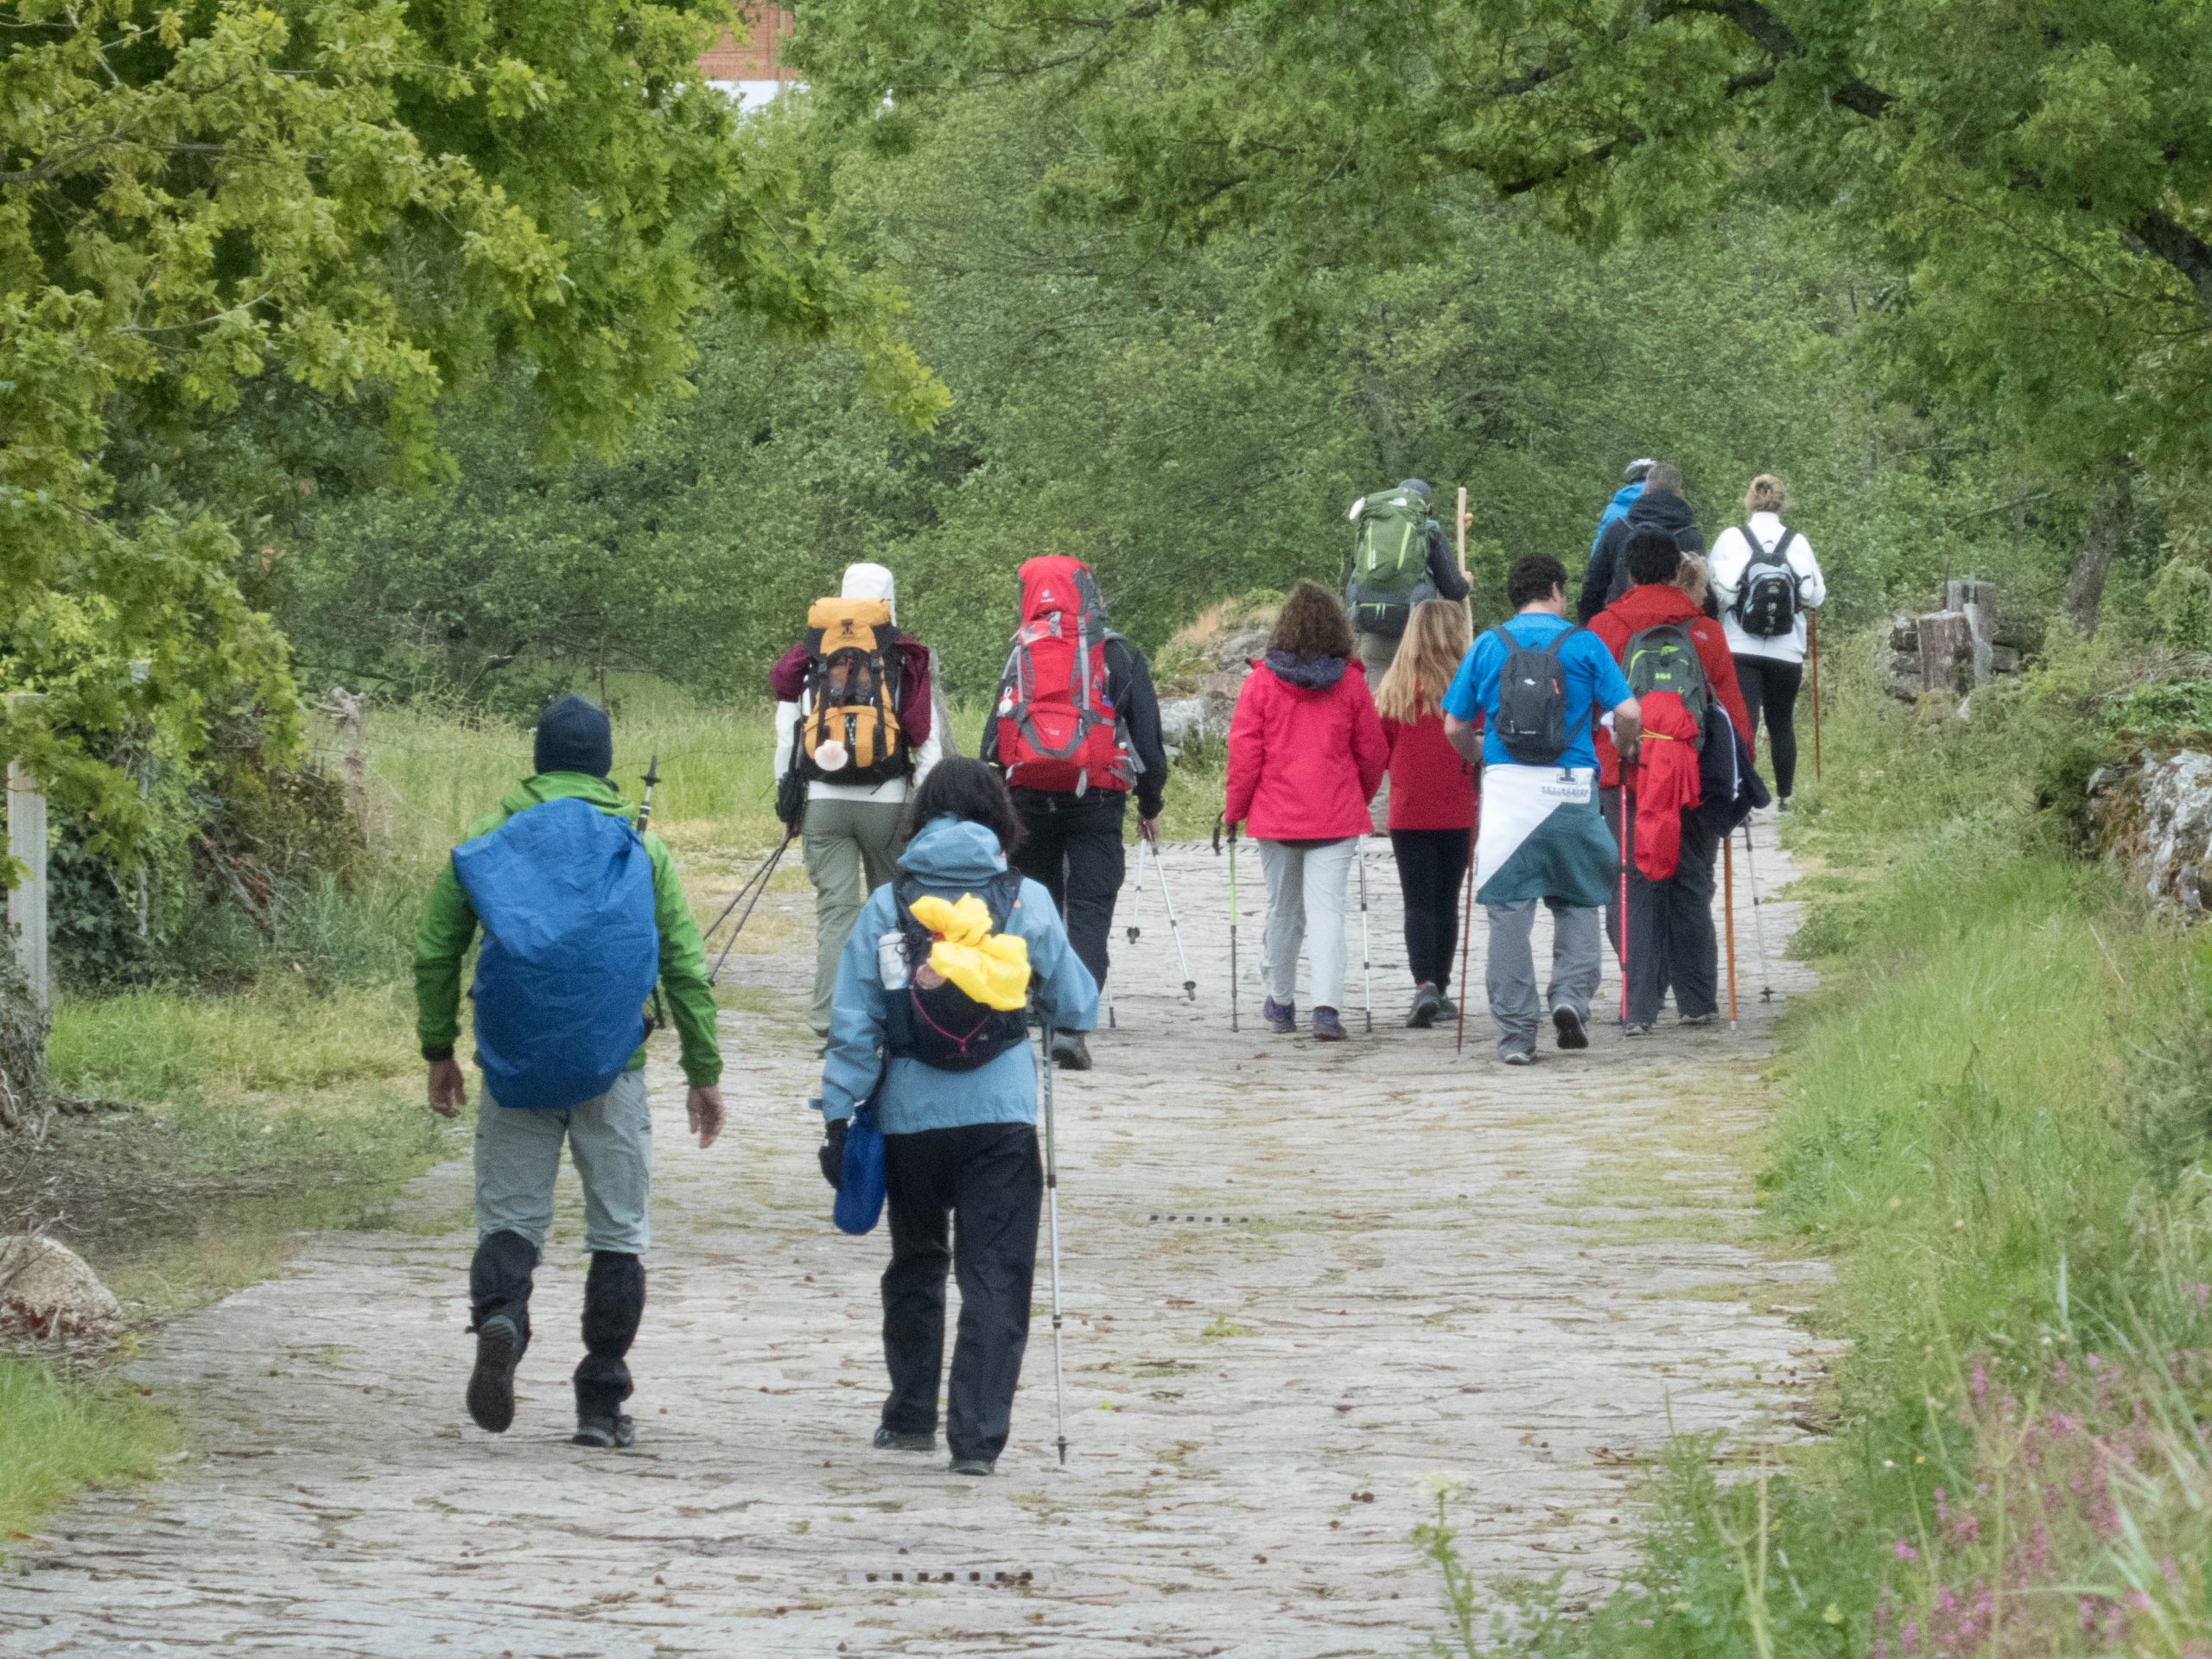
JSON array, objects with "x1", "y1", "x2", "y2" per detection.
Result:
[
  {"x1": 1224, "y1": 653, "x2": 1387, "y2": 840},
  {"x1": 770, "y1": 637, "x2": 934, "y2": 749}
]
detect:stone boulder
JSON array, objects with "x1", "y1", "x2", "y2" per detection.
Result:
[
  {"x1": 2091, "y1": 748, "x2": 2212, "y2": 917},
  {"x1": 0, "y1": 1234, "x2": 122, "y2": 1338},
  {"x1": 1152, "y1": 602, "x2": 1277, "y2": 749}
]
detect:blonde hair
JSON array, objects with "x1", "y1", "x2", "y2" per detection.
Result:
[
  {"x1": 1675, "y1": 554, "x2": 1709, "y2": 607},
  {"x1": 1374, "y1": 600, "x2": 1471, "y2": 723},
  {"x1": 1745, "y1": 474, "x2": 1786, "y2": 516}
]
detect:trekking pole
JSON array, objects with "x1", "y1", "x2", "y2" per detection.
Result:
[
  {"x1": 1455, "y1": 775, "x2": 1480, "y2": 1056},
  {"x1": 1617, "y1": 769, "x2": 1635, "y2": 1027},
  {"x1": 1724, "y1": 834, "x2": 1738, "y2": 1029},
  {"x1": 1742, "y1": 822, "x2": 1776, "y2": 1004},
  {"x1": 1357, "y1": 836, "x2": 1373, "y2": 1033},
  {"x1": 1808, "y1": 609, "x2": 1822, "y2": 783},
  {"x1": 637, "y1": 753, "x2": 668, "y2": 1031},
  {"x1": 1213, "y1": 816, "x2": 1239, "y2": 1032},
  {"x1": 1141, "y1": 823, "x2": 1198, "y2": 1001},
  {"x1": 705, "y1": 832, "x2": 795, "y2": 985},
  {"x1": 1039, "y1": 1020, "x2": 1070, "y2": 1467}
]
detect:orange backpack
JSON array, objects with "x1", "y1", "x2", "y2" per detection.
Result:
[{"x1": 798, "y1": 598, "x2": 911, "y2": 785}]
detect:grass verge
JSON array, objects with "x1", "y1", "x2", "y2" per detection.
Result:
[{"x1": 0, "y1": 1359, "x2": 177, "y2": 1545}]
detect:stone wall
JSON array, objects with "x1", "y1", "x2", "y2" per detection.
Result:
[{"x1": 2090, "y1": 747, "x2": 2212, "y2": 918}]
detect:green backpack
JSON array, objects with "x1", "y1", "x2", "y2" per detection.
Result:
[
  {"x1": 1348, "y1": 488, "x2": 1433, "y2": 635},
  {"x1": 1624, "y1": 622, "x2": 1712, "y2": 750}
]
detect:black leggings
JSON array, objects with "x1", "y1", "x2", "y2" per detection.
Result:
[
  {"x1": 1389, "y1": 827, "x2": 1471, "y2": 991},
  {"x1": 1732, "y1": 655, "x2": 1805, "y2": 801}
]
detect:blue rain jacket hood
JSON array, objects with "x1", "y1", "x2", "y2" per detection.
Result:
[
  {"x1": 1592, "y1": 480, "x2": 1646, "y2": 553},
  {"x1": 817, "y1": 815, "x2": 1098, "y2": 1134}
]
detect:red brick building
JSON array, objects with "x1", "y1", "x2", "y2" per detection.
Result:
[{"x1": 699, "y1": 6, "x2": 798, "y2": 111}]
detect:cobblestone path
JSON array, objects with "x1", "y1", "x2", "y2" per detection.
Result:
[{"x1": 2, "y1": 819, "x2": 1829, "y2": 1657}]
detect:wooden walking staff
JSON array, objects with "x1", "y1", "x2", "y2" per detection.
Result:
[
  {"x1": 1808, "y1": 608, "x2": 1821, "y2": 782},
  {"x1": 1455, "y1": 486, "x2": 1472, "y2": 626},
  {"x1": 1724, "y1": 835, "x2": 1738, "y2": 1029}
]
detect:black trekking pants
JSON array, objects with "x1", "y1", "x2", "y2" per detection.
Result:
[
  {"x1": 469, "y1": 1233, "x2": 645, "y2": 1420},
  {"x1": 1732, "y1": 655, "x2": 1804, "y2": 802},
  {"x1": 1622, "y1": 809, "x2": 1719, "y2": 1027},
  {"x1": 1389, "y1": 827, "x2": 1471, "y2": 992},
  {"x1": 880, "y1": 1123, "x2": 1043, "y2": 1465},
  {"x1": 1009, "y1": 786, "x2": 1127, "y2": 991}
]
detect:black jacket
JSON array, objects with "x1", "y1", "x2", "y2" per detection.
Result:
[
  {"x1": 980, "y1": 637, "x2": 1168, "y2": 818},
  {"x1": 1578, "y1": 492, "x2": 1707, "y2": 623}
]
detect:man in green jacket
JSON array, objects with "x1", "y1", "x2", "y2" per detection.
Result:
[{"x1": 415, "y1": 696, "x2": 723, "y2": 1449}]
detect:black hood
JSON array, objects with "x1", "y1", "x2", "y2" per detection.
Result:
[
  {"x1": 1626, "y1": 489, "x2": 1697, "y2": 537},
  {"x1": 1264, "y1": 648, "x2": 1349, "y2": 690}
]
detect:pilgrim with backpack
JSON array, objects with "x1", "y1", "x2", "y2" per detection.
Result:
[
  {"x1": 812, "y1": 758, "x2": 1099, "y2": 1478},
  {"x1": 770, "y1": 563, "x2": 945, "y2": 1043},
  {"x1": 1345, "y1": 480, "x2": 1471, "y2": 687},
  {"x1": 980, "y1": 556, "x2": 1167, "y2": 1071},
  {"x1": 1708, "y1": 474, "x2": 1827, "y2": 808},
  {"x1": 1589, "y1": 527, "x2": 1758, "y2": 1033}
]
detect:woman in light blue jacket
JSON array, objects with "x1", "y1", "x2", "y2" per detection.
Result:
[{"x1": 816, "y1": 757, "x2": 1098, "y2": 1477}]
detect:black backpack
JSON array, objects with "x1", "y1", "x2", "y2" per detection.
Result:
[
  {"x1": 1489, "y1": 624, "x2": 1589, "y2": 766},
  {"x1": 1731, "y1": 524, "x2": 1802, "y2": 639},
  {"x1": 883, "y1": 870, "x2": 1031, "y2": 1072}
]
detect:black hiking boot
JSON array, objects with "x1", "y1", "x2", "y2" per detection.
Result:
[
  {"x1": 466, "y1": 1313, "x2": 522, "y2": 1434},
  {"x1": 874, "y1": 1426, "x2": 938, "y2": 1452},
  {"x1": 1552, "y1": 1004, "x2": 1589, "y2": 1051},
  {"x1": 572, "y1": 1414, "x2": 636, "y2": 1449},
  {"x1": 949, "y1": 1456, "x2": 996, "y2": 1477},
  {"x1": 1407, "y1": 982, "x2": 1444, "y2": 1029},
  {"x1": 1051, "y1": 1030, "x2": 1093, "y2": 1071}
]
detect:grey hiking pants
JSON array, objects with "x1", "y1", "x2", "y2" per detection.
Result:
[
  {"x1": 1484, "y1": 899, "x2": 1603, "y2": 1060},
  {"x1": 1259, "y1": 836, "x2": 1357, "y2": 1012},
  {"x1": 804, "y1": 798, "x2": 904, "y2": 1038}
]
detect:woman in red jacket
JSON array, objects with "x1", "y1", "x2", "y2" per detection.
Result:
[
  {"x1": 1224, "y1": 582, "x2": 1389, "y2": 1041},
  {"x1": 1374, "y1": 600, "x2": 1478, "y2": 1029}
]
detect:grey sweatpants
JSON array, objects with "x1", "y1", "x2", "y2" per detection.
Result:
[
  {"x1": 1259, "y1": 837, "x2": 1357, "y2": 1011},
  {"x1": 1357, "y1": 630, "x2": 1399, "y2": 690},
  {"x1": 474, "y1": 1069, "x2": 652, "y2": 1254},
  {"x1": 803, "y1": 797, "x2": 903, "y2": 1038},
  {"x1": 1484, "y1": 899, "x2": 1603, "y2": 1060}
]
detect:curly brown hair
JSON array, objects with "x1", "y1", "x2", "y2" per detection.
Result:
[{"x1": 1268, "y1": 581, "x2": 1356, "y2": 661}]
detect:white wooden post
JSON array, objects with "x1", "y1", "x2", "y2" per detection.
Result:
[{"x1": 6, "y1": 695, "x2": 48, "y2": 1008}]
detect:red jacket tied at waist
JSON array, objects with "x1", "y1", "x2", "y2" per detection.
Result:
[{"x1": 1628, "y1": 692, "x2": 1702, "y2": 881}]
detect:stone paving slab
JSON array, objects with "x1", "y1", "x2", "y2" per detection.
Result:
[{"x1": 0, "y1": 817, "x2": 1829, "y2": 1657}]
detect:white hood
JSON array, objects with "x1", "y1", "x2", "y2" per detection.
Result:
[{"x1": 842, "y1": 561, "x2": 897, "y2": 623}]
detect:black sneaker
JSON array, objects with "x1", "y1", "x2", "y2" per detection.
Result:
[
  {"x1": 572, "y1": 1414, "x2": 636, "y2": 1448},
  {"x1": 1436, "y1": 995, "x2": 1458, "y2": 1020},
  {"x1": 1680, "y1": 1011, "x2": 1719, "y2": 1028},
  {"x1": 949, "y1": 1456, "x2": 995, "y2": 1477},
  {"x1": 1552, "y1": 1005, "x2": 1589, "y2": 1051},
  {"x1": 1623, "y1": 1021, "x2": 1656, "y2": 1037},
  {"x1": 465, "y1": 1313, "x2": 521, "y2": 1434},
  {"x1": 1407, "y1": 982, "x2": 1444, "y2": 1028},
  {"x1": 874, "y1": 1426, "x2": 938, "y2": 1452},
  {"x1": 1051, "y1": 1030, "x2": 1093, "y2": 1071}
]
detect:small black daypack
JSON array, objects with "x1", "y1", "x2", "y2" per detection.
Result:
[
  {"x1": 883, "y1": 869, "x2": 1031, "y2": 1072},
  {"x1": 1732, "y1": 524, "x2": 1802, "y2": 639},
  {"x1": 1489, "y1": 624, "x2": 1588, "y2": 766}
]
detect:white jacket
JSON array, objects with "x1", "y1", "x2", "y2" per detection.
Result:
[{"x1": 1710, "y1": 512, "x2": 1826, "y2": 664}]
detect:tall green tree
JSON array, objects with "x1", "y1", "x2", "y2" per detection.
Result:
[{"x1": 1, "y1": 0, "x2": 942, "y2": 857}]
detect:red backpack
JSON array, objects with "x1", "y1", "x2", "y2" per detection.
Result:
[{"x1": 994, "y1": 556, "x2": 1133, "y2": 795}]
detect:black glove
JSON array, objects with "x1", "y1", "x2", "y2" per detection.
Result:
[{"x1": 818, "y1": 1118, "x2": 847, "y2": 1190}]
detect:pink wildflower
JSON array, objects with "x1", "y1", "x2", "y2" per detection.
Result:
[{"x1": 1896, "y1": 1538, "x2": 1919, "y2": 1562}]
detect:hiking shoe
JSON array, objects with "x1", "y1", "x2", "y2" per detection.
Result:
[
  {"x1": 1499, "y1": 1049, "x2": 1534, "y2": 1066},
  {"x1": 949, "y1": 1456, "x2": 996, "y2": 1477},
  {"x1": 1437, "y1": 995, "x2": 1458, "y2": 1020},
  {"x1": 1622, "y1": 1021, "x2": 1656, "y2": 1037},
  {"x1": 1407, "y1": 982, "x2": 1444, "y2": 1029},
  {"x1": 572, "y1": 1414, "x2": 636, "y2": 1449},
  {"x1": 1679, "y1": 1011, "x2": 1719, "y2": 1028},
  {"x1": 1311, "y1": 1007, "x2": 1346, "y2": 1042},
  {"x1": 1262, "y1": 997, "x2": 1296, "y2": 1034},
  {"x1": 874, "y1": 1427, "x2": 938, "y2": 1452},
  {"x1": 1552, "y1": 1005, "x2": 1589, "y2": 1051},
  {"x1": 1051, "y1": 1030, "x2": 1093, "y2": 1071},
  {"x1": 465, "y1": 1313, "x2": 522, "y2": 1434}
]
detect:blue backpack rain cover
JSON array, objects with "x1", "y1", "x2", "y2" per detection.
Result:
[{"x1": 452, "y1": 796, "x2": 659, "y2": 1112}]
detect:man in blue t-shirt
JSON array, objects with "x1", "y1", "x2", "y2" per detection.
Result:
[{"x1": 1440, "y1": 555, "x2": 1640, "y2": 1063}]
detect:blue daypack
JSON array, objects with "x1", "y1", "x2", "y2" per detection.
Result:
[{"x1": 452, "y1": 796, "x2": 659, "y2": 1112}]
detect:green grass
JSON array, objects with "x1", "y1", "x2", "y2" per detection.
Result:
[
  {"x1": 0, "y1": 1359, "x2": 177, "y2": 1542},
  {"x1": 1415, "y1": 632, "x2": 2212, "y2": 1659}
]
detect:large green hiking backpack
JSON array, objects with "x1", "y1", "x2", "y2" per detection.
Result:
[{"x1": 1348, "y1": 488, "x2": 1433, "y2": 637}]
